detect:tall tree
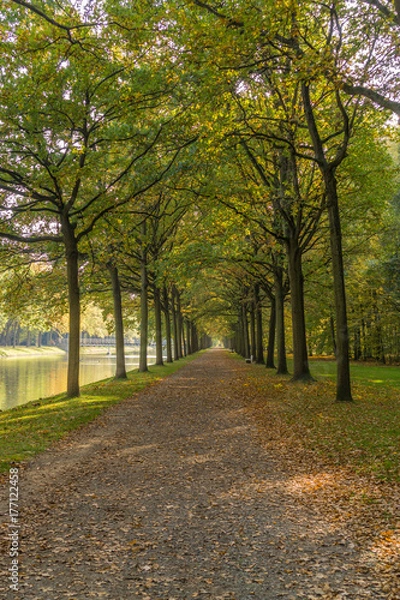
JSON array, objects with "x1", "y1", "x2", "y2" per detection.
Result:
[{"x1": 0, "y1": 1, "x2": 191, "y2": 394}]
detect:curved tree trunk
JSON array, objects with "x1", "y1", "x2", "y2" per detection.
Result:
[{"x1": 108, "y1": 264, "x2": 127, "y2": 379}]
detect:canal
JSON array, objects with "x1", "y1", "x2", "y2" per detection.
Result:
[{"x1": 0, "y1": 350, "x2": 155, "y2": 411}]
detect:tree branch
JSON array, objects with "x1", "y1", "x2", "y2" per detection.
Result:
[
  {"x1": 342, "y1": 82, "x2": 400, "y2": 117},
  {"x1": 11, "y1": 0, "x2": 95, "y2": 32}
]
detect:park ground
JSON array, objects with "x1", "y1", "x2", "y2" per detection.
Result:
[{"x1": 0, "y1": 349, "x2": 399, "y2": 599}]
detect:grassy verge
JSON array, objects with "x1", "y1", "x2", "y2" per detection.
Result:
[
  {"x1": 240, "y1": 357, "x2": 400, "y2": 482},
  {"x1": 0, "y1": 353, "x2": 200, "y2": 473},
  {"x1": 0, "y1": 346, "x2": 65, "y2": 358},
  {"x1": 304, "y1": 357, "x2": 400, "y2": 389}
]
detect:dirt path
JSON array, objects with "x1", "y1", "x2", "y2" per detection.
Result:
[{"x1": 0, "y1": 350, "x2": 387, "y2": 599}]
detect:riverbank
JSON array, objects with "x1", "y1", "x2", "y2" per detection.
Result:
[
  {"x1": 0, "y1": 345, "x2": 147, "y2": 358},
  {"x1": 0, "y1": 346, "x2": 65, "y2": 358}
]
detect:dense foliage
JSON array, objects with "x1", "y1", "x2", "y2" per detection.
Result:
[{"x1": 0, "y1": 0, "x2": 399, "y2": 398}]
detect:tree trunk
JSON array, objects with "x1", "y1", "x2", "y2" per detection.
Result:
[
  {"x1": 181, "y1": 315, "x2": 187, "y2": 357},
  {"x1": 255, "y1": 284, "x2": 264, "y2": 364},
  {"x1": 162, "y1": 286, "x2": 173, "y2": 363},
  {"x1": 5, "y1": 320, "x2": 12, "y2": 346},
  {"x1": 302, "y1": 83, "x2": 352, "y2": 401},
  {"x1": 186, "y1": 320, "x2": 192, "y2": 355},
  {"x1": 108, "y1": 264, "x2": 127, "y2": 379},
  {"x1": 353, "y1": 325, "x2": 361, "y2": 361},
  {"x1": 171, "y1": 288, "x2": 179, "y2": 361},
  {"x1": 191, "y1": 322, "x2": 198, "y2": 353},
  {"x1": 154, "y1": 286, "x2": 164, "y2": 366},
  {"x1": 175, "y1": 288, "x2": 183, "y2": 359},
  {"x1": 139, "y1": 223, "x2": 149, "y2": 373},
  {"x1": 65, "y1": 236, "x2": 80, "y2": 397},
  {"x1": 266, "y1": 297, "x2": 276, "y2": 369},
  {"x1": 250, "y1": 300, "x2": 256, "y2": 362},
  {"x1": 324, "y1": 172, "x2": 353, "y2": 400},
  {"x1": 274, "y1": 268, "x2": 288, "y2": 375},
  {"x1": 286, "y1": 240, "x2": 313, "y2": 381},
  {"x1": 242, "y1": 305, "x2": 250, "y2": 359},
  {"x1": 12, "y1": 322, "x2": 19, "y2": 348},
  {"x1": 330, "y1": 315, "x2": 337, "y2": 357},
  {"x1": 372, "y1": 293, "x2": 385, "y2": 363},
  {"x1": 36, "y1": 331, "x2": 42, "y2": 348}
]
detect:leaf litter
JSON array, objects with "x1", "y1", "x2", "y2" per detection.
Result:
[{"x1": 0, "y1": 349, "x2": 398, "y2": 599}]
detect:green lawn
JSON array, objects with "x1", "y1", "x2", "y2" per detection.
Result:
[
  {"x1": 245, "y1": 356, "x2": 400, "y2": 482},
  {"x1": 303, "y1": 357, "x2": 400, "y2": 388}
]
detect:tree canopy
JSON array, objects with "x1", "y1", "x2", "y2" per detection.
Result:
[{"x1": 0, "y1": 0, "x2": 399, "y2": 399}]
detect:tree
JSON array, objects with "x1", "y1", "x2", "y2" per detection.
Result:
[{"x1": 0, "y1": 1, "x2": 192, "y2": 394}]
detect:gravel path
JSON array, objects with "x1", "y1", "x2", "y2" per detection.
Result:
[{"x1": 0, "y1": 349, "x2": 386, "y2": 599}]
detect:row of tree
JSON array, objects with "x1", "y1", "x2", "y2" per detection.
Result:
[{"x1": 0, "y1": 0, "x2": 399, "y2": 401}]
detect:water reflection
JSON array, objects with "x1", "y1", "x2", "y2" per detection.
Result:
[{"x1": 0, "y1": 353, "x2": 154, "y2": 411}]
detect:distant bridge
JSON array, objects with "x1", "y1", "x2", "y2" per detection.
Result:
[{"x1": 56, "y1": 336, "x2": 153, "y2": 351}]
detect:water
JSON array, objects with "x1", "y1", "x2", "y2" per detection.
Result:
[{"x1": 0, "y1": 352, "x2": 155, "y2": 411}]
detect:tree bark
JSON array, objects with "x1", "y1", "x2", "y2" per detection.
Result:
[
  {"x1": 181, "y1": 315, "x2": 187, "y2": 357},
  {"x1": 242, "y1": 305, "x2": 250, "y2": 359},
  {"x1": 353, "y1": 325, "x2": 361, "y2": 361},
  {"x1": 286, "y1": 240, "x2": 313, "y2": 381},
  {"x1": 255, "y1": 283, "x2": 264, "y2": 364},
  {"x1": 186, "y1": 320, "x2": 192, "y2": 355},
  {"x1": 12, "y1": 322, "x2": 19, "y2": 348},
  {"x1": 139, "y1": 222, "x2": 149, "y2": 373},
  {"x1": 266, "y1": 297, "x2": 276, "y2": 369},
  {"x1": 64, "y1": 225, "x2": 80, "y2": 397},
  {"x1": 175, "y1": 288, "x2": 183, "y2": 359},
  {"x1": 162, "y1": 286, "x2": 173, "y2": 363},
  {"x1": 108, "y1": 264, "x2": 127, "y2": 379},
  {"x1": 154, "y1": 286, "x2": 164, "y2": 366},
  {"x1": 330, "y1": 315, "x2": 337, "y2": 357},
  {"x1": 274, "y1": 268, "x2": 288, "y2": 375},
  {"x1": 191, "y1": 322, "x2": 198, "y2": 353},
  {"x1": 324, "y1": 172, "x2": 353, "y2": 400},
  {"x1": 250, "y1": 300, "x2": 256, "y2": 361},
  {"x1": 171, "y1": 288, "x2": 179, "y2": 360}
]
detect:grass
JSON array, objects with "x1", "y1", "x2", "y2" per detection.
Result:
[
  {"x1": 0, "y1": 346, "x2": 65, "y2": 358},
  {"x1": 0, "y1": 354, "x2": 200, "y2": 474},
  {"x1": 304, "y1": 357, "x2": 400, "y2": 389},
  {"x1": 242, "y1": 356, "x2": 400, "y2": 482}
]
